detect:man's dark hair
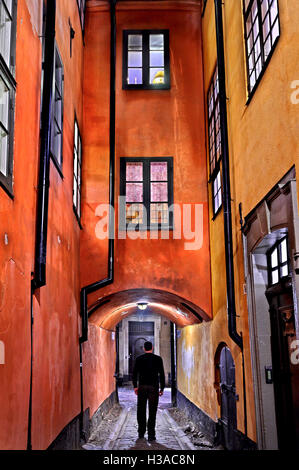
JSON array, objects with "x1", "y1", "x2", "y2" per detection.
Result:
[{"x1": 144, "y1": 341, "x2": 153, "y2": 351}]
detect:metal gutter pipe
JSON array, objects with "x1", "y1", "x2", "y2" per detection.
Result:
[
  {"x1": 79, "y1": 0, "x2": 116, "y2": 344},
  {"x1": 32, "y1": 0, "x2": 56, "y2": 290},
  {"x1": 214, "y1": 0, "x2": 248, "y2": 438},
  {"x1": 214, "y1": 0, "x2": 243, "y2": 350}
]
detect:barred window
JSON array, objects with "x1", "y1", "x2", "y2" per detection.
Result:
[
  {"x1": 120, "y1": 157, "x2": 173, "y2": 230},
  {"x1": 244, "y1": 0, "x2": 280, "y2": 94},
  {"x1": 73, "y1": 118, "x2": 82, "y2": 222},
  {"x1": 207, "y1": 66, "x2": 222, "y2": 217},
  {"x1": 0, "y1": 0, "x2": 17, "y2": 196}
]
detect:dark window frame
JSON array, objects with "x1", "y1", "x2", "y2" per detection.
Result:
[
  {"x1": 73, "y1": 115, "x2": 82, "y2": 227},
  {"x1": 267, "y1": 236, "x2": 289, "y2": 286},
  {"x1": 207, "y1": 66, "x2": 222, "y2": 218},
  {"x1": 243, "y1": 0, "x2": 280, "y2": 102},
  {"x1": 120, "y1": 157, "x2": 174, "y2": 231},
  {"x1": 122, "y1": 30, "x2": 170, "y2": 90},
  {"x1": 0, "y1": 0, "x2": 17, "y2": 198},
  {"x1": 50, "y1": 44, "x2": 64, "y2": 177}
]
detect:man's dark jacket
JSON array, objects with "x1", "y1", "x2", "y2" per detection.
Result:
[{"x1": 133, "y1": 353, "x2": 165, "y2": 390}]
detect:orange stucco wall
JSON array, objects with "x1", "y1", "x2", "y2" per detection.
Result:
[
  {"x1": 0, "y1": 0, "x2": 87, "y2": 450},
  {"x1": 81, "y1": 1, "x2": 212, "y2": 319}
]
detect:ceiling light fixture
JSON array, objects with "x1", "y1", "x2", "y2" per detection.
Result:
[{"x1": 137, "y1": 302, "x2": 148, "y2": 311}]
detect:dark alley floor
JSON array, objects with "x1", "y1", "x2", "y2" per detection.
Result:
[{"x1": 82, "y1": 387, "x2": 222, "y2": 451}]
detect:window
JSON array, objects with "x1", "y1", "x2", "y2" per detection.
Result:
[
  {"x1": 207, "y1": 67, "x2": 222, "y2": 217},
  {"x1": 76, "y1": 0, "x2": 85, "y2": 31},
  {"x1": 267, "y1": 237, "x2": 289, "y2": 286},
  {"x1": 120, "y1": 157, "x2": 173, "y2": 230},
  {"x1": 212, "y1": 170, "x2": 222, "y2": 215},
  {"x1": 73, "y1": 118, "x2": 82, "y2": 222},
  {"x1": 243, "y1": 0, "x2": 280, "y2": 95},
  {"x1": 50, "y1": 45, "x2": 64, "y2": 172},
  {"x1": 0, "y1": 0, "x2": 17, "y2": 196},
  {"x1": 122, "y1": 30, "x2": 170, "y2": 90}
]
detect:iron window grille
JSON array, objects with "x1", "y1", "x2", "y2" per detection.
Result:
[
  {"x1": 50, "y1": 45, "x2": 64, "y2": 174},
  {"x1": 122, "y1": 30, "x2": 170, "y2": 90},
  {"x1": 243, "y1": 0, "x2": 280, "y2": 97},
  {"x1": 76, "y1": 0, "x2": 86, "y2": 32},
  {"x1": 207, "y1": 66, "x2": 222, "y2": 217},
  {"x1": 0, "y1": 0, "x2": 17, "y2": 197},
  {"x1": 267, "y1": 236, "x2": 289, "y2": 286},
  {"x1": 73, "y1": 117, "x2": 82, "y2": 223},
  {"x1": 120, "y1": 157, "x2": 173, "y2": 231}
]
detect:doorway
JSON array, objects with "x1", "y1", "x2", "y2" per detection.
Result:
[
  {"x1": 218, "y1": 346, "x2": 237, "y2": 450},
  {"x1": 128, "y1": 321, "x2": 155, "y2": 378},
  {"x1": 265, "y1": 238, "x2": 299, "y2": 448}
]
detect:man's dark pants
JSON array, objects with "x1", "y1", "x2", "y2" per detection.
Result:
[{"x1": 137, "y1": 385, "x2": 159, "y2": 438}]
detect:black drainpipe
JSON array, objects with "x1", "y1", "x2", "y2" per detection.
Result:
[
  {"x1": 28, "y1": 0, "x2": 56, "y2": 451},
  {"x1": 79, "y1": 0, "x2": 116, "y2": 344},
  {"x1": 32, "y1": 0, "x2": 56, "y2": 291},
  {"x1": 214, "y1": 0, "x2": 247, "y2": 437},
  {"x1": 79, "y1": 0, "x2": 116, "y2": 439}
]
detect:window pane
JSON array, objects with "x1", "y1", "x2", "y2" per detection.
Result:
[
  {"x1": 0, "y1": 74, "x2": 9, "y2": 129},
  {"x1": 281, "y1": 264, "x2": 288, "y2": 278},
  {"x1": 128, "y1": 34, "x2": 142, "y2": 50},
  {"x1": 150, "y1": 68, "x2": 164, "y2": 84},
  {"x1": 150, "y1": 34, "x2": 164, "y2": 50},
  {"x1": 128, "y1": 51, "x2": 142, "y2": 68},
  {"x1": 126, "y1": 162, "x2": 143, "y2": 181},
  {"x1": 0, "y1": 126, "x2": 8, "y2": 175},
  {"x1": 150, "y1": 51, "x2": 164, "y2": 67},
  {"x1": 150, "y1": 203, "x2": 169, "y2": 224},
  {"x1": 126, "y1": 203, "x2": 144, "y2": 224},
  {"x1": 271, "y1": 248, "x2": 278, "y2": 268},
  {"x1": 126, "y1": 183, "x2": 143, "y2": 202},
  {"x1": 272, "y1": 269, "x2": 279, "y2": 284},
  {"x1": 280, "y1": 239, "x2": 288, "y2": 263},
  {"x1": 150, "y1": 162, "x2": 168, "y2": 181},
  {"x1": 128, "y1": 68, "x2": 142, "y2": 85},
  {"x1": 151, "y1": 182, "x2": 168, "y2": 202},
  {"x1": 0, "y1": 0, "x2": 12, "y2": 67}
]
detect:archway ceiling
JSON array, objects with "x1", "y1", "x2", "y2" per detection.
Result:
[{"x1": 88, "y1": 288, "x2": 210, "y2": 330}]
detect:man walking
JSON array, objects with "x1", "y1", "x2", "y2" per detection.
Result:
[{"x1": 132, "y1": 341, "x2": 165, "y2": 442}]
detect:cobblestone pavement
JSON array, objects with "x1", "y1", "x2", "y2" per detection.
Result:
[{"x1": 83, "y1": 387, "x2": 221, "y2": 451}]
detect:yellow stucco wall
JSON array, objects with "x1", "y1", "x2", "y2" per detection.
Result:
[{"x1": 177, "y1": 0, "x2": 299, "y2": 445}]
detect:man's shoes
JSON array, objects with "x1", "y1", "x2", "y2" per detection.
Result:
[
  {"x1": 138, "y1": 434, "x2": 145, "y2": 439},
  {"x1": 148, "y1": 436, "x2": 156, "y2": 442}
]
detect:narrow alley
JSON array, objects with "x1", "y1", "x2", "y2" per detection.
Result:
[{"x1": 83, "y1": 388, "x2": 220, "y2": 451}]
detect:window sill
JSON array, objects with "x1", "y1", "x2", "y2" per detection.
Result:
[
  {"x1": 119, "y1": 225, "x2": 174, "y2": 232},
  {"x1": 73, "y1": 206, "x2": 83, "y2": 229},
  {"x1": 51, "y1": 155, "x2": 64, "y2": 179},
  {"x1": 122, "y1": 84, "x2": 170, "y2": 91},
  {"x1": 212, "y1": 206, "x2": 222, "y2": 221},
  {"x1": 0, "y1": 175, "x2": 14, "y2": 200}
]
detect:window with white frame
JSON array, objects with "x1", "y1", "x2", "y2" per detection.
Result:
[
  {"x1": 267, "y1": 237, "x2": 289, "y2": 285},
  {"x1": 50, "y1": 45, "x2": 64, "y2": 172},
  {"x1": 0, "y1": 0, "x2": 17, "y2": 196},
  {"x1": 243, "y1": 0, "x2": 280, "y2": 95},
  {"x1": 73, "y1": 118, "x2": 82, "y2": 221}
]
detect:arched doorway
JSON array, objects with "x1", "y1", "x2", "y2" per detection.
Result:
[{"x1": 215, "y1": 344, "x2": 237, "y2": 450}]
